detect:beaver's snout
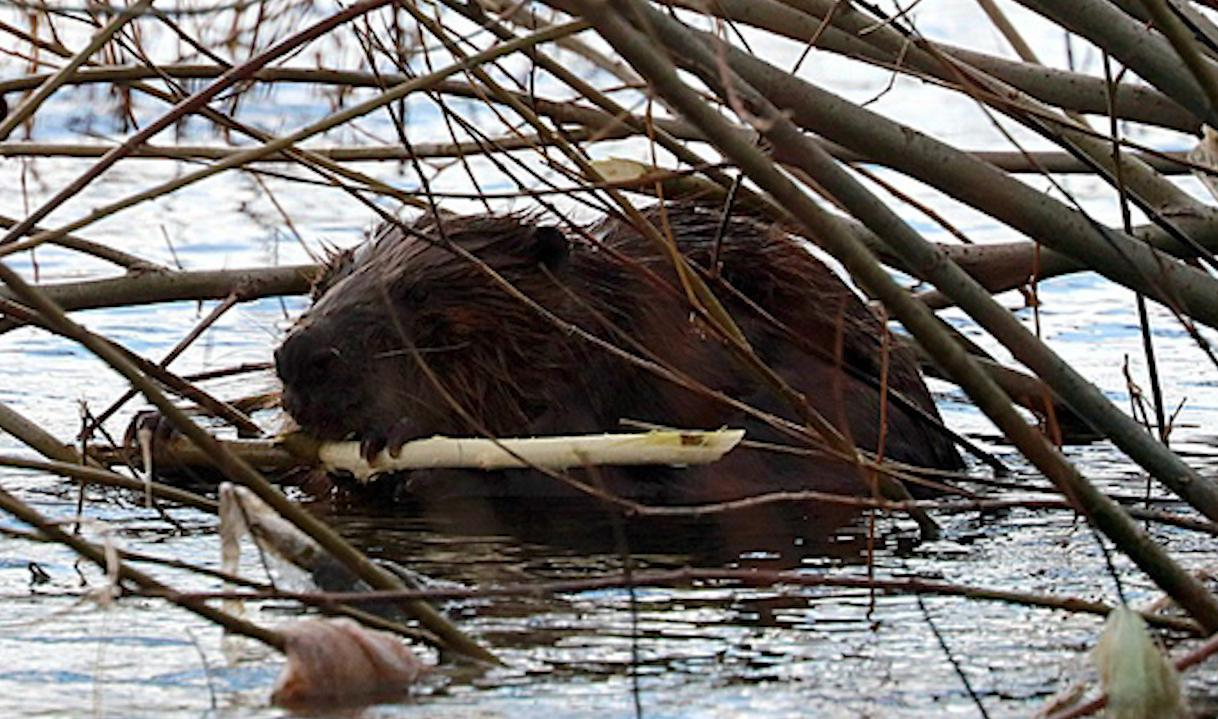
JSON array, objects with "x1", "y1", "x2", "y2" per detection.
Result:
[
  {"x1": 275, "y1": 327, "x2": 367, "y2": 440},
  {"x1": 275, "y1": 331, "x2": 344, "y2": 388}
]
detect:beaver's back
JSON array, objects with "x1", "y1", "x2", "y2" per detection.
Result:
[{"x1": 569, "y1": 204, "x2": 963, "y2": 475}]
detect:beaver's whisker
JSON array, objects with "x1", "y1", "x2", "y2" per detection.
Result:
[{"x1": 373, "y1": 343, "x2": 471, "y2": 358}]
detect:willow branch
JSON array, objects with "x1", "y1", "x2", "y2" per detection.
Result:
[
  {"x1": 649, "y1": 15, "x2": 1218, "y2": 329},
  {"x1": 1013, "y1": 0, "x2": 1218, "y2": 126},
  {"x1": 0, "y1": 264, "x2": 315, "y2": 317},
  {"x1": 1139, "y1": 0, "x2": 1218, "y2": 117},
  {"x1": 674, "y1": 0, "x2": 1204, "y2": 214},
  {"x1": 0, "y1": 214, "x2": 161, "y2": 270},
  {"x1": 771, "y1": 0, "x2": 1199, "y2": 133},
  {"x1": 0, "y1": 454, "x2": 217, "y2": 513}
]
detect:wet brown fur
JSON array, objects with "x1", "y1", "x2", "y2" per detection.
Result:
[{"x1": 275, "y1": 203, "x2": 962, "y2": 505}]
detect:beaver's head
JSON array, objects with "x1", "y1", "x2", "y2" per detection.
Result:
[{"x1": 274, "y1": 213, "x2": 574, "y2": 447}]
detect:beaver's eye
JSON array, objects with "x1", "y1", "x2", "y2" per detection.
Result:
[
  {"x1": 531, "y1": 225, "x2": 569, "y2": 270},
  {"x1": 405, "y1": 284, "x2": 430, "y2": 305}
]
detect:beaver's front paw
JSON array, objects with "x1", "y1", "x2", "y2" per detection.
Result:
[
  {"x1": 358, "y1": 417, "x2": 426, "y2": 463},
  {"x1": 123, "y1": 409, "x2": 181, "y2": 469}
]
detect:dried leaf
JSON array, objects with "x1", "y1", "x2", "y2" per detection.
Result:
[
  {"x1": 217, "y1": 483, "x2": 249, "y2": 617},
  {"x1": 1093, "y1": 607, "x2": 1184, "y2": 719},
  {"x1": 271, "y1": 618, "x2": 427, "y2": 707},
  {"x1": 1188, "y1": 126, "x2": 1218, "y2": 204}
]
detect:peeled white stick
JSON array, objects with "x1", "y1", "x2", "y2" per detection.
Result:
[{"x1": 318, "y1": 429, "x2": 746, "y2": 482}]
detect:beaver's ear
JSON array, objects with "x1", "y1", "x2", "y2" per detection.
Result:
[
  {"x1": 382, "y1": 275, "x2": 435, "y2": 314},
  {"x1": 529, "y1": 226, "x2": 569, "y2": 271}
]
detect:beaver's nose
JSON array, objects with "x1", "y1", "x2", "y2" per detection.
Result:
[
  {"x1": 274, "y1": 334, "x2": 302, "y2": 385},
  {"x1": 276, "y1": 332, "x2": 342, "y2": 386}
]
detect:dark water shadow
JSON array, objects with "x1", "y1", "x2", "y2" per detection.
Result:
[{"x1": 306, "y1": 484, "x2": 877, "y2": 571}]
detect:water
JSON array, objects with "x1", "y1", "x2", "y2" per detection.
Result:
[{"x1": 2, "y1": 1, "x2": 1218, "y2": 716}]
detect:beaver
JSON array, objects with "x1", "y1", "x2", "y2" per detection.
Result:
[{"x1": 274, "y1": 203, "x2": 962, "y2": 507}]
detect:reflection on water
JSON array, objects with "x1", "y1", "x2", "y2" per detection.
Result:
[{"x1": 310, "y1": 480, "x2": 871, "y2": 568}]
